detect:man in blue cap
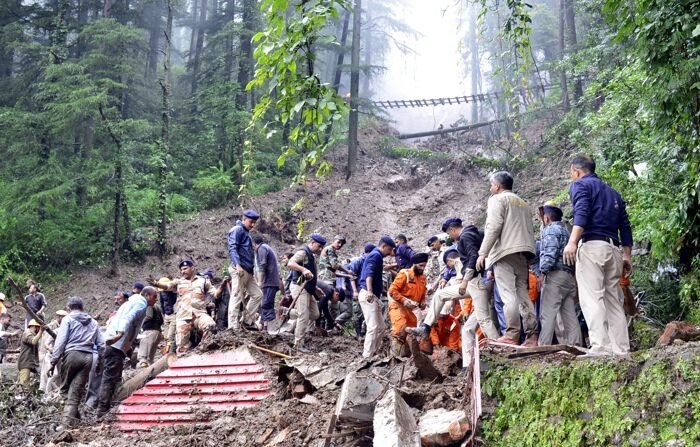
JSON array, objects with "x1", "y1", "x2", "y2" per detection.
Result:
[
  {"x1": 286, "y1": 233, "x2": 326, "y2": 352},
  {"x1": 536, "y1": 202, "x2": 582, "y2": 346},
  {"x1": 227, "y1": 209, "x2": 263, "y2": 330},
  {"x1": 563, "y1": 155, "x2": 632, "y2": 355},
  {"x1": 340, "y1": 243, "x2": 375, "y2": 339},
  {"x1": 359, "y1": 235, "x2": 396, "y2": 358}
]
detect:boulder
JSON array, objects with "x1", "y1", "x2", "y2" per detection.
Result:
[
  {"x1": 418, "y1": 408, "x2": 470, "y2": 446},
  {"x1": 656, "y1": 321, "x2": 700, "y2": 346},
  {"x1": 373, "y1": 388, "x2": 420, "y2": 447}
]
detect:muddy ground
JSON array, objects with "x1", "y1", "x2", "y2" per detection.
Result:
[{"x1": 1, "y1": 329, "x2": 471, "y2": 447}]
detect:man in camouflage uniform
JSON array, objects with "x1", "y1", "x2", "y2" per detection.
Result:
[{"x1": 154, "y1": 259, "x2": 216, "y2": 356}]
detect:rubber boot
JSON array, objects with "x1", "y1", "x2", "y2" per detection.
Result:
[
  {"x1": 294, "y1": 339, "x2": 310, "y2": 353},
  {"x1": 61, "y1": 404, "x2": 80, "y2": 428}
]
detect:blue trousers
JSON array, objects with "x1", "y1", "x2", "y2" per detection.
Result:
[{"x1": 261, "y1": 286, "x2": 278, "y2": 322}]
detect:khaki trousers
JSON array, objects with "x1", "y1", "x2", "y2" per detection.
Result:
[
  {"x1": 576, "y1": 241, "x2": 630, "y2": 355},
  {"x1": 493, "y1": 253, "x2": 537, "y2": 340},
  {"x1": 163, "y1": 313, "x2": 177, "y2": 349},
  {"x1": 18, "y1": 368, "x2": 34, "y2": 386},
  {"x1": 538, "y1": 270, "x2": 582, "y2": 346},
  {"x1": 359, "y1": 290, "x2": 385, "y2": 358},
  {"x1": 137, "y1": 329, "x2": 162, "y2": 365},
  {"x1": 228, "y1": 267, "x2": 263, "y2": 328},
  {"x1": 460, "y1": 313, "x2": 479, "y2": 368},
  {"x1": 423, "y1": 284, "x2": 468, "y2": 327},
  {"x1": 176, "y1": 312, "x2": 216, "y2": 355},
  {"x1": 291, "y1": 284, "x2": 320, "y2": 343}
]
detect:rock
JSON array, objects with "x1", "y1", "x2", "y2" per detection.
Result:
[
  {"x1": 292, "y1": 383, "x2": 311, "y2": 398},
  {"x1": 418, "y1": 408, "x2": 470, "y2": 446},
  {"x1": 373, "y1": 388, "x2": 420, "y2": 447},
  {"x1": 334, "y1": 371, "x2": 384, "y2": 423},
  {"x1": 656, "y1": 321, "x2": 700, "y2": 346},
  {"x1": 409, "y1": 337, "x2": 442, "y2": 382},
  {"x1": 299, "y1": 394, "x2": 320, "y2": 405}
]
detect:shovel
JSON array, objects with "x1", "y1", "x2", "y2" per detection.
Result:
[{"x1": 269, "y1": 279, "x2": 309, "y2": 335}]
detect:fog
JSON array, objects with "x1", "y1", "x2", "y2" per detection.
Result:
[{"x1": 374, "y1": 0, "x2": 470, "y2": 135}]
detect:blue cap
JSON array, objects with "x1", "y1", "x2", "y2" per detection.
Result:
[
  {"x1": 178, "y1": 259, "x2": 194, "y2": 268},
  {"x1": 364, "y1": 243, "x2": 376, "y2": 253},
  {"x1": 200, "y1": 269, "x2": 214, "y2": 279},
  {"x1": 133, "y1": 281, "x2": 145, "y2": 290},
  {"x1": 242, "y1": 209, "x2": 260, "y2": 220},
  {"x1": 543, "y1": 205, "x2": 563, "y2": 219},
  {"x1": 443, "y1": 248, "x2": 459, "y2": 265},
  {"x1": 441, "y1": 217, "x2": 463, "y2": 232},
  {"x1": 378, "y1": 235, "x2": 396, "y2": 248},
  {"x1": 310, "y1": 233, "x2": 327, "y2": 245},
  {"x1": 427, "y1": 236, "x2": 438, "y2": 246}
]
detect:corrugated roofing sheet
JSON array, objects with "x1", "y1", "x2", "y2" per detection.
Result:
[{"x1": 114, "y1": 348, "x2": 270, "y2": 432}]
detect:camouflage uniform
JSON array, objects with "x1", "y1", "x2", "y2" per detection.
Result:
[
  {"x1": 172, "y1": 276, "x2": 216, "y2": 355},
  {"x1": 318, "y1": 246, "x2": 341, "y2": 284}
]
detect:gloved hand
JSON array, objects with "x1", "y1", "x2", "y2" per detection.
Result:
[
  {"x1": 403, "y1": 298, "x2": 418, "y2": 309},
  {"x1": 419, "y1": 301, "x2": 427, "y2": 310},
  {"x1": 365, "y1": 293, "x2": 375, "y2": 304}
]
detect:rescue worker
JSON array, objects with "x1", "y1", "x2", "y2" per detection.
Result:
[
  {"x1": 317, "y1": 235, "x2": 353, "y2": 330},
  {"x1": 0, "y1": 293, "x2": 7, "y2": 316},
  {"x1": 425, "y1": 236, "x2": 444, "y2": 293},
  {"x1": 153, "y1": 260, "x2": 216, "y2": 356},
  {"x1": 342, "y1": 243, "x2": 375, "y2": 339},
  {"x1": 227, "y1": 209, "x2": 263, "y2": 330},
  {"x1": 39, "y1": 309, "x2": 67, "y2": 395},
  {"x1": 18, "y1": 319, "x2": 44, "y2": 386},
  {"x1": 476, "y1": 171, "x2": 538, "y2": 346},
  {"x1": 253, "y1": 234, "x2": 284, "y2": 331},
  {"x1": 430, "y1": 301, "x2": 462, "y2": 352},
  {"x1": 563, "y1": 155, "x2": 633, "y2": 356},
  {"x1": 49, "y1": 297, "x2": 104, "y2": 427},
  {"x1": 158, "y1": 277, "x2": 178, "y2": 352},
  {"x1": 393, "y1": 234, "x2": 415, "y2": 269},
  {"x1": 359, "y1": 236, "x2": 396, "y2": 359},
  {"x1": 98, "y1": 286, "x2": 157, "y2": 416},
  {"x1": 24, "y1": 284, "x2": 46, "y2": 329},
  {"x1": 286, "y1": 234, "x2": 327, "y2": 353},
  {"x1": 137, "y1": 299, "x2": 164, "y2": 367},
  {"x1": 537, "y1": 204, "x2": 583, "y2": 346},
  {"x1": 388, "y1": 252, "x2": 429, "y2": 356},
  {"x1": 0, "y1": 314, "x2": 19, "y2": 367}
]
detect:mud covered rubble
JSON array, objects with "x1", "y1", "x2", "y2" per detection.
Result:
[{"x1": 42, "y1": 329, "x2": 472, "y2": 447}]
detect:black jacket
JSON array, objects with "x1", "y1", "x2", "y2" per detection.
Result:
[{"x1": 457, "y1": 225, "x2": 484, "y2": 274}]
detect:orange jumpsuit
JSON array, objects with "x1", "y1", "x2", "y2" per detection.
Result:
[
  {"x1": 430, "y1": 301, "x2": 462, "y2": 350},
  {"x1": 388, "y1": 268, "x2": 426, "y2": 340}
]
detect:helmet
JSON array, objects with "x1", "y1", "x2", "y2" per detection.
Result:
[
  {"x1": 56, "y1": 309, "x2": 68, "y2": 316},
  {"x1": 28, "y1": 319, "x2": 41, "y2": 328},
  {"x1": 0, "y1": 292, "x2": 5, "y2": 301},
  {"x1": 157, "y1": 277, "x2": 171, "y2": 292}
]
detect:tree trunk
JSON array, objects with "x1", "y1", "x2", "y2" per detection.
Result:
[
  {"x1": 158, "y1": 0, "x2": 173, "y2": 257},
  {"x1": 76, "y1": 118, "x2": 93, "y2": 208},
  {"x1": 360, "y1": 0, "x2": 371, "y2": 97},
  {"x1": 111, "y1": 161, "x2": 123, "y2": 276},
  {"x1": 236, "y1": 0, "x2": 256, "y2": 109},
  {"x1": 468, "y1": 2, "x2": 479, "y2": 124},
  {"x1": 103, "y1": 0, "x2": 111, "y2": 18},
  {"x1": 332, "y1": 11, "x2": 351, "y2": 93},
  {"x1": 346, "y1": 0, "x2": 360, "y2": 180},
  {"x1": 190, "y1": 0, "x2": 207, "y2": 96},
  {"x1": 145, "y1": 0, "x2": 161, "y2": 81},
  {"x1": 558, "y1": 0, "x2": 570, "y2": 112},
  {"x1": 564, "y1": 0, "x2": 582, "y2": 100},
  {"x1": 188, "y1": 0, "x2": 199, "y2": 66}
]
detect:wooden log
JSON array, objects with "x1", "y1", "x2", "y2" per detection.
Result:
[
  {"x1": 6, "y1": 277, "x2": 56, "y2": 339},
  {"x1": 398, "y1": 118, "x2": 504, "y2": 139},
  {"x1": 114, "y1": 353, "x2": 176, "y2": 401}
]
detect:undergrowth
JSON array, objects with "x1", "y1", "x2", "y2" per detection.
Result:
[{"x1": 481, "y1": 350, "x2": 700, "y2": 446}]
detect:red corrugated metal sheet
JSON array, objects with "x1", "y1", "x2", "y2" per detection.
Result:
[{"x1": 114, "y1": 349, "x2": 270, "y2": 432}]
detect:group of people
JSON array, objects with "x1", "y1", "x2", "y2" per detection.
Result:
[{"x1": 0, "y1": 153, "x2": 634, "y2": 429}]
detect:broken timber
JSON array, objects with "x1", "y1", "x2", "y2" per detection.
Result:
[{"x1": 397, "y1": 118, "x2": 505, "y2": 140}]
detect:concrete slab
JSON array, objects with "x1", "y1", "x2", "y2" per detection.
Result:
[{"x1": 373, "y1": 388, "x2": 420, "y2": 447}]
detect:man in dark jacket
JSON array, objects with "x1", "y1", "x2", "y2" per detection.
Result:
[
  {"x1": 412, "y1": 218, "x2": 500, "y2": 341},
  {"x1": 18, "y1": 319, "x2": 44, "y2": 386},
  {"x1": 227, "y1": 209, "x2": 263, "y2": 330},
  {"x1": 50, "y1": 297, "x2": 104, "y2": 427},
  {"x1": 137, "y1": 302, "x2": 164, "y2": 367},
  {"x1": 253, "y1": 234, "x2": 284, "y2": 330}
]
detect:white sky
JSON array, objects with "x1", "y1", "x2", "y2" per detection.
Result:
[{"x1": 374, "y1": 0, "x2": 471, "y2": 134}]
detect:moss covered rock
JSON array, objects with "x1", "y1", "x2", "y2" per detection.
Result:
[{"x1": 480, "y1": 342, "x2": 700, "y2": 446}]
